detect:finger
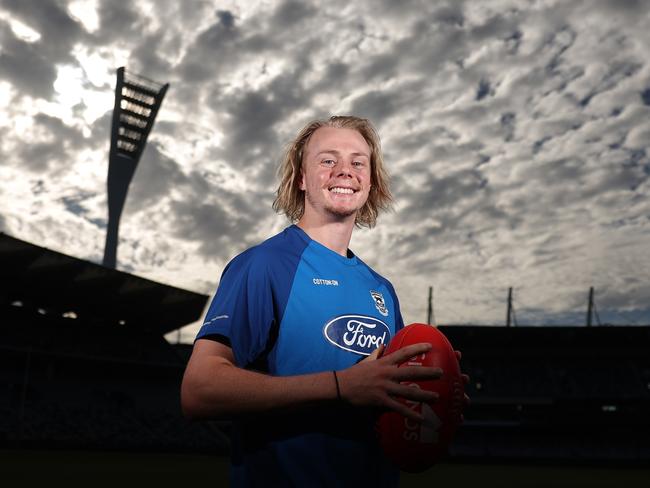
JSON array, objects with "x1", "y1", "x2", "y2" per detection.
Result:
[
  {"x1": 461, "y1": 373, "x2": 470, "y2": 384},
  {"x1": 388, "y1": 383, "x2": 440, "y2": 403},
  {"x1": 455, "y1": 350, "x2": 462, "y2": 361},
  {"x1": 384, "y1": 397, "x2": 427, "y2": 424},
  {"x1": 364, "y1": 345, "x2": 384, "y2": 362},
  {"x1": 384, "y1": 343, "x2": 431, "y2": 365},
  {"x1": 393, "y1": 366, "x2": 443, "y2": 382}
]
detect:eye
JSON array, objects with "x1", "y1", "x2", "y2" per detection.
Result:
[
  {"x1": 352, "y1": 160, "x2": 365, "y2": 168},
  {"x1": 322, "y1": 159, "x2": 336, "y2": 166}
]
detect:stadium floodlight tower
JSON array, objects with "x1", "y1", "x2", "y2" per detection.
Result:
[{"x1": 103, "y1": 67, "x2": 169, "y2": 268}]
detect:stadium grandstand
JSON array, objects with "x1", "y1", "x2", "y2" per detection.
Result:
[
  {"x1": 2, "y1": 232, "x2": 649, "y2": 466},
  {"x1": 0, "y1": 232, "x2": 228, "y2": 453},
  {"x1": 442, "y1": 325, "x2": 650, "y2": 465}
]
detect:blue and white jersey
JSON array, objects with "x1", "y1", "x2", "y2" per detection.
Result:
[{"x1": 196, "y1": 225, "x2": 403, "y2": 487}]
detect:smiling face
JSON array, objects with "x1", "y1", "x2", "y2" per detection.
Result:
[{"x1": 299, "y1": 126, "x2": 372, "y2": 225}]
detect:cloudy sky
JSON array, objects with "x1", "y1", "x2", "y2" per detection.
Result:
[{"x1": 1, "y1": 0, "x2": 649, "y2": 342}]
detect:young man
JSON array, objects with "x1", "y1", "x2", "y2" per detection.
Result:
[{"x1": 181, "y1": 116, "x2": 445, "y2": 486}]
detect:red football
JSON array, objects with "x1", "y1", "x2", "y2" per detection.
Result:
[{"x1": 377, "y1": 323, "x2": 464, "y2": 472}]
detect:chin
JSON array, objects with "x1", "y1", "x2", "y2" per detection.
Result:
[{"x1": 325, "y1": 206, "x2": 359, "y2": 219}]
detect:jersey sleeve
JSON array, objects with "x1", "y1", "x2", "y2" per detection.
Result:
[
  {"x1": 195, "y1": 250, "x2": 276, "y2": 368},
  {"x1": 386, "y1": 281, "x2": 405, "y2": 332}
]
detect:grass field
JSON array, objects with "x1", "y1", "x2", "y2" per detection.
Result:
[{"x1": 3, "y1": 449, "x2": 649, "y2": 487}]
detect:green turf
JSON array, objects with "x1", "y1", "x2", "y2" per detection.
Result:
[
  {"x1": 2, "y1": 449, "x2": 648, "y2": 487},
  {"x1": 401, "y1": 461, "x2": 650, "y2": 488}
]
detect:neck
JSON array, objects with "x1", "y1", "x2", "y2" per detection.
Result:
[{"x1": 297, "y1": 213, "x2": 355, "y2": 257}]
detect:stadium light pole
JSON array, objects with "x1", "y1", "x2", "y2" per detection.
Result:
[
  {"x1": 506, "y1": 287, "x2": 517, "y2": 327},
  {"x1": 103, "y1": 67, "x2": 169, "y2": 268},
  {"x1": 586, "y1": 286, "x2": 601, "y2": 326},
  {"x1": 427, "y1": 286, "x2": 435, "y2": 325}
]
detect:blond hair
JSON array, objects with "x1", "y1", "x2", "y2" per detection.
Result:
[{"x1": 272, "y1": 115, "x2": 393, "y2": 228}]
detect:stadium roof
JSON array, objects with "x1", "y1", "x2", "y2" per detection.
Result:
[{"x1": 0, "y1": 233, "x2": 209, "y2": 334}]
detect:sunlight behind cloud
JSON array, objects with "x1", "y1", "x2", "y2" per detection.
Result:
[
  {"x1": 53, "y1": 65, "x2": 84, "y2": 109},
  {"x1": 74, "y1": 45, "x2": 113, "y2": 87},
  {"x1": 50, "y1": 57, "x2": 114, "y2": 126}
]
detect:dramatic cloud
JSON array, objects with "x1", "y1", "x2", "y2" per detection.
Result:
[{"x1": 1, "y1": 0, "x2": 649, "y2": 342}]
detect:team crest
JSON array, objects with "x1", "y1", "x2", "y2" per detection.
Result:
[{"x1": 370, "y1": 290, "x2": 389, "y2": 316}]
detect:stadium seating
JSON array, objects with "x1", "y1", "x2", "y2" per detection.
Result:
[
  {"x1": 0, "y1": 303, "x2": 228, "y2": 453},
  {"x1": 2, "y1": 300, "x2": 648, "y2": 463},
  {"x1": 441, "y1": 325, "x2": 650, "y2": 463}
]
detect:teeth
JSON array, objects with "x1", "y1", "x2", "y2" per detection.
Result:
[{"x1": 330, "y1": 187, "x2": 354, "y2": 194}]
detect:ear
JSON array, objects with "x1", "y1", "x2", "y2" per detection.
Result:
[{"x1": 299, "y1": 169, "x2": 306, "y2": 191}]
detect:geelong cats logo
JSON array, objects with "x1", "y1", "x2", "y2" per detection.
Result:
[
  {"x1": 370, "y1": 290, "x2": 389, "y2": 316},
  {"x1": 323, "y1": 315, "x2": 391, "y2": 356}
]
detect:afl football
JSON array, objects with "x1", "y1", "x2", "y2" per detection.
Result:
[{"x1": 377, "y1": 323, "x2": 464, "y2": 472}]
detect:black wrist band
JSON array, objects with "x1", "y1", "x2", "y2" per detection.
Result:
[{"x1": 333, "y1": 370, "x2": 341, "y2": 402}]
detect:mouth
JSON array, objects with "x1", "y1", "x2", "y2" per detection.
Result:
[{"x1": 328, "y1": 186, "x2": 357, "y2": 195}]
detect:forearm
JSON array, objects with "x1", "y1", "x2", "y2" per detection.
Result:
[
  {"x1": 181, "y1": 355, "x2": 337, "y2": 419},
  {"x1": 181, "y1": 340, "x2": 442, "y2": 423}
]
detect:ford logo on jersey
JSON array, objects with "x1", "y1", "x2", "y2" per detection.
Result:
[{"x1": 323, "y1": 314, "x2": 391, "y2": 356}]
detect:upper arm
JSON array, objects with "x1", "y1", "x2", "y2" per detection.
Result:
[
  {"x1": 184, "y1": 338, "x2": 235, "y2": 380},
  {"x1": 191, "y1": 338, "x2": 235, "y2": 363},
  {"x1": 196, "y1": 251, "x2": 279, "y2": 368}
]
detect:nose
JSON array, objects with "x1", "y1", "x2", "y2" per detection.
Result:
[{"x1": 337, "y1": 159, "x2": 353, "y2": 178}]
